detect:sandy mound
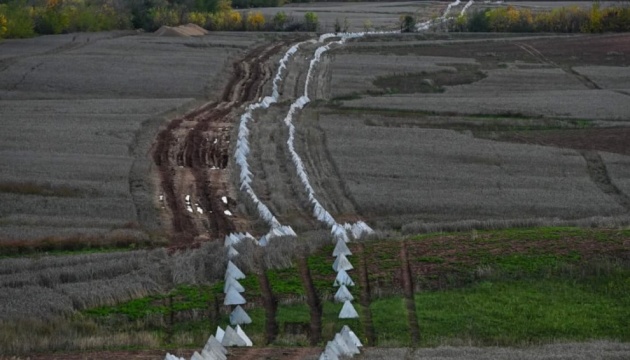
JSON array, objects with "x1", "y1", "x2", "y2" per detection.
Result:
[{"x1": 154, "y1": 23, "x2": 209, "y2": 37}]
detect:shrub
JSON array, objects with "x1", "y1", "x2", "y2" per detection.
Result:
[
  {"x1": 186, "y1": 11, "x2": 209, "y2": 27},
  {"x1": 0, "y1": 1, "x2": 35, "y2": 38},
  {"x1": 304, "y1": 11, "x2": 317, "y2": 32},
  {"x1": 363, "y1": 18, "x2": 372, "y2": 32},
  {"x1": 0, "y1": 13, "x2": 7, "y2": 37},
  {"x1": 246, "y1": 10, "x2": 264, "y2": 30},
  {"x1": 400, "y1": 14, "x2": 415, "y2": 32},
  {"x1": 148, "y1": 6, "x2": 179, "y2": 30},
  {"x1": 224, "y1": 9, "x2": 242, "y2": 30},
  {"x1": 272, "y1": 10, "x2": 287, "y2": 30}
]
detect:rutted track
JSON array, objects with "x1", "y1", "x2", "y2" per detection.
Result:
[{"x1": 152, "y1": 41, "x2": 289, "y2": 248}]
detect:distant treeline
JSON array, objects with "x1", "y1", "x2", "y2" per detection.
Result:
[
  {"x1": 0, "y1": 0, "x2": 325, "y2": 37},
  {"x1": 450, "y1": 4, "x2": 630, "y2": 33}
]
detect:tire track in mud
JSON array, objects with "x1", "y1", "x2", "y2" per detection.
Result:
[
  {"x1": 581, "y1": 150, "x2": 630, "y2": 212},
  {"x1": 516, "y1": 42, "x2": 601, "y2": 90},
  {"x1": 152, "y1": 41, "x2": 288, "y2": 248}
]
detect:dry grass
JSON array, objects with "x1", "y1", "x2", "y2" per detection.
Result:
[{"x1": 0, "y1": 316, "x2": 159, "y2": 355}]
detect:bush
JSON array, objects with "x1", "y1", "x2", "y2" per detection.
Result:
[
  {"x1": 272, "y1": 10, "x2": 287, "y2": 30},
  {"x1": 225, "y1": 9, "x2": 242, "y2": 30},
  {"x1": 148, "y1": 6, "x2": 179, "y2": 30},
  {"x1": 0, "y1": 2, "x2": 35, "y2": 38},
  {"x1": 246, "y1": 10, "x2": 264, "y2": 30},
  {"x1": 0, "y1": 13, "x2": 7, "y2": 38},
  {"x1": 400, "y1": 14, "x2": 415, "y2": 33},
  {"x1": 304, "y1": 11, "x2": 317, "y2": 32}
]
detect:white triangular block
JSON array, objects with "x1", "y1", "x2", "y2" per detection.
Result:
[
  {"x1": 326, "y1": 341, "x2": 342, "y2": 357},
  {"x1": 230, "y1": 305, "x2": 252, "y2": 325},
  {"x1": 224, "y1": 288, "x2": 246, "y2": 305},
  {"x1": 222, "y1": 326, "x2": 247, "y2": 347},
  {"x1": 226, "y1": 261, "x2": 245, "y2": 280},
  {"x1": 351, "y1": 221, "x2": 374, "y2": 240},
  {"x1": 339, "y1": 301, "x2": 359, "y2": 319},
  {"x1": 332, "y1": 254, "x2": 354, "y2": 272},
  {"x1": 215, "y1": 326, "x2": 225, "y2": 343},
  {"x1": 341, "y1": 325, "x2": 363, "y2": 347},
  {"x1": 333, "y1": 239, "x2": 352, "y2": 257},
  {"x1": 334, "y1": 285, "x2": 354, "y2": 302},
  {"x1": 203, "y1": 335, "x2": 227, "y2": 355},
  {"x1": 340, "y1": 331, "x2": 360, "y2": 354},
  {"x1": 224, "y1": 277, "x2": 245, "y2": 293},
  {"x1": 335, "y1": 333, "x2": 360, "y2": 355},
  {"x1": 236, "y1": 325, "x2": 253, "y2": 346},
  {"x1": 227, "y1": 246, "x2": 239, "y2": 259},
  {"x1": 258, "y1": 235, "x2": 269, "y2": 247},
  {"x1": 333, "y1": 269, "x2": 355, "y2": 287},
  {"x1": 190, "y1": 351, "x2": 203, "y2": 360},
  {"x1": 333, "y1": 333, "x2": 354, "y2": 356},
  {"x1": 322, "y1": 348, "x2": 339, "y2": 360}
]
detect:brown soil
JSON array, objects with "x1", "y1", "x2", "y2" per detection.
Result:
[{"x1": 152, "y1": 41, "x2": 291, "y2": 249}]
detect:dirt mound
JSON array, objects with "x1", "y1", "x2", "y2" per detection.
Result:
[{"x1": 154, "y1": 23, "x2": 209, "y2": 37}]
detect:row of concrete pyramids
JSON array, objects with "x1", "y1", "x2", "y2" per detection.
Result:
[
  {"x1": 332, "y1": 231, "x2": 359, "y2": 319},
  {"x1": 319, "y1": 325, "x2": 363, "y2": 360},
  {"x1": 164, "y1": 332, "x2": 229, "y2": 360}
]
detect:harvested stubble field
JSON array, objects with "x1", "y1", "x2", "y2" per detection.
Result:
[
  {"x1": 297, "y1": 32, "x2": 630, "y2": 231},
  {"x1": 0, "y1": 31, "x2": 265, "y2": 244}
]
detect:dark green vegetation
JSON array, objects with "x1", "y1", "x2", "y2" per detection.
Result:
[{"x1": 84, "y1": 227, "x2": 630, "y2": 347}]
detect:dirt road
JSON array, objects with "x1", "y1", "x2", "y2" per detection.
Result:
[{"x1": 152, "y1": 41, "x2": 292, "y2": 248}]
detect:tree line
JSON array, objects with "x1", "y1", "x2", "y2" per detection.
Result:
[
  {"x1": 0, "y1": 0, "x2": 321, "y2": 38},
  {"x1": 450, "y1": 4, "x2": 630, "y2": 33}
]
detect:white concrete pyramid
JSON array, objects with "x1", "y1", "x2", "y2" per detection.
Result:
[
  {"x1": 333, "y1": 269, "x2": 355, "y2": 287},
  {"x1": 224, "y1": 288, "x2": 246, "y2": 305},
  {"x1": 190, "y1": 351, "x2": 203, "y2": 360},
  {"x1": 341, "y1": 325, "x2": 363, "y2": 347},
  {"x1": 221, "y1": 325, "x2": 247, "y2": 347},
  {"x1": 339, "y1": 300, "x2": 359, "y2": 319},
  {"x1": 230, "y1": 305, "x2": 252, "y2": 325},
  {"x1": 225, "y1": 261, "x2": 245, "y2": 280},
  {"x1": 332, "y1": 239, "x2": 352, "y2": 257},
  {"x1": 332, "y1": 254, "x2": 354, "y2": 272},
  {"x1": 224, "y1": 277, "x2": 245, "y2": 293},
  {"x1": 326, "y1": 340, "x2": 343, "y2": 358},
  {"x1": 334, "y1": 285, "x2": 354, "y2": 302},
  {"x1": 236, "y1": 325, "x2": 253, "y2": 347},
  {"x1": 215, "y1": 326, "x2": 225, "y2": 343},
  {"x1": 227, "y1": 246, "x2": 239, "y2": 259},
  {"x1": 164, "y1": 354, "x2": 184, "y2": 360},
  {"x1": 335, "y1": 332, "x2": 359, "y2": 355},
  {"x1": 202, "y1": 335, "x2": 227, "y2": 355},
  {"x1": 351, "y1": 221, "x2": 374, "y2": 240}
]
